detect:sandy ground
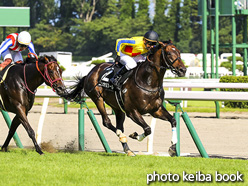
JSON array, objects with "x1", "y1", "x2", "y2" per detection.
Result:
[{"x1": 0, "y1": 102, "x2": 248, "y2": 158}]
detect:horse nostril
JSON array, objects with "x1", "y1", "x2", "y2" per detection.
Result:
[{"x1": 180, "y1": 67, "x2": 186, "y2": 73}]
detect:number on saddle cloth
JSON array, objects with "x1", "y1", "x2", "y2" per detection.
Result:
[
  {"x1": 98, "y1": 63, "x2": 122, "y2": 87},
  {"x1": 98, "y1": 62, "x2": 133, "y2": 90}
]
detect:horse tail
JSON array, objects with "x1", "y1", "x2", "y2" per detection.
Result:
[{"x1": 64, "y1": 76, "x2": 86, "y2": 103}]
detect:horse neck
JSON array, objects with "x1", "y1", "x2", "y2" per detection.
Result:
[
  {"x1": 140, "y1": 51, "x2": 166, "y2": 88},
  {"x1": 25, "y1": 62, "x2": 45, "y2": 91}
]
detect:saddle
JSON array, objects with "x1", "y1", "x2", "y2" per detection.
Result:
[{"x1": 98, "y1": 62, "x2": 132, "y2": 91}]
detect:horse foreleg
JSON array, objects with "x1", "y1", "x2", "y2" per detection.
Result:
[
  {"x1": 1, "y1": 116, "x2": 21, "y2": 152},
  {"x1": 128, "y1": 110, "x2": 151, "y2": 141},
  {"x1": 115, "y1": 110, "x2": 135, "y2": 156},
  {"x1": 152, "y1": 106, "x2": 177, "y2": 157},
  {"x1": 17, "y1": 111, "x2": 44, "y2": 155}
]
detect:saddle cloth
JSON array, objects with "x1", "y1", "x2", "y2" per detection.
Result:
[{"x1": 98, "y1": 63, "x2": 132, "y2": 90}]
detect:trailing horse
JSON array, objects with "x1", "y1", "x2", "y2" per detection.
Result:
[
  {"x1": 0, "y1": 54, "x2": 67, "y2": 155},
  {"x1": 64, "y1": 41, "x2": 186, "y2": 156}
]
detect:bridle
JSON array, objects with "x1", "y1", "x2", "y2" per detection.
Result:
[
  {"x1": 147, "y1": 43, "x2": 181, "y2": 75},
  {"x1": 23, "y1": 53, "x2": 63, "y2": 94}
]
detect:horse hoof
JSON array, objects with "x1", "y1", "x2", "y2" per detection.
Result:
[
  {"x1": 37, "y1": 151, "x2": 44, "y2": 155},
  {"x1": 127, "y1": 150, "x2": 136, "y2": 157},
  {"x1": 1, "y1": 147, "x2": 8, "y2": 152},
  {"x1": 168, "y1": 144, "x2": 176, "y2": 157},
  {"x1": 129, "y1": 132, "x2": 138, "y2": 140}
]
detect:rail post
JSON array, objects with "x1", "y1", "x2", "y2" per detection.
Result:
[
  {"x1": 63, "y1": 99, "x2": 68, "y2": 114},
  {"x1": 87, "y1": 109, "x2": 112, "y2": 153},
  {"x1": 181, "y1": 112, "x2": 209, "y2": 158},
  {"x1": 78, "y1": 99, "x2": 112, "y2": 153},
  {"x1": 173, "y1": 112, "x2": 180, "y2": 157},
  {"x1": 78, "y1": 109, "x2": 84, "y2": 151},
  {"x1": 168, "y1": 100, "x2": 208, "y2": 158},
  {"x1": 1, "y1": 110, "x2": 23, "y2": 148},
  {"x1": 169, "y1": 100, "x2": 181, "y2": 156}
]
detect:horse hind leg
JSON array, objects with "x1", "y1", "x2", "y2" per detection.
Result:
[
  {"x1": 94, "y1": 98, "x2": 116, "y2": 133},
  {"x1": 115, "y1": 110, "x2": 135, "y2": 156},
  {"x1": 1, "y1": 116, "x2": 21, "y2": 152},
  {"x1": 116, "y1": 129, "x2": 135, "y2": 156}
]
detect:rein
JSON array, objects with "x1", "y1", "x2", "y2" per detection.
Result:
[
  {"x1": 134, "y1": 63, "x2": 161, "y2": 93},
  {"x1": 23, "y1": 53, "x2": 62, "y2": 94},
  {"x1": 134, "y1": 44, "x2": 180, "y2": 93},
  {"x1": 23, "y1": 64, "x2": 36, "y2": 94}
]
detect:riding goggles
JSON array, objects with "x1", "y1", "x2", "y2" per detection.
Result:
[
  {"x1": 146, "y1": 41, "x2": 157, "y2": 46},
  {"x1": 19, "y1": 43, "x2": 28, "y2": 48}
]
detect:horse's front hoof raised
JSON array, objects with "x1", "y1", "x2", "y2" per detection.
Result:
[
  {"x1": 129, "y1": 132, "x2": 138, "y2": 140},
  {"x1": 168, "y1": 144, "x2": 176, "y2": 157},
  {"x1": 127, "y1": 150, "x2": 136, "y2": 157}
]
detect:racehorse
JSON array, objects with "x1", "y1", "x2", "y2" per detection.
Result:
[
  {"x1": 0, "y1": 54, "x2": 67, "y2": 155},
  {"x1": 64, "y1": 40, "x2": 186, "y2": 156}
]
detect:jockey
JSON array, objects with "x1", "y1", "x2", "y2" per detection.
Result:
[
  {"x1": 0, "y1": 31, "x2": 37, "y2": 70},
  {"x1": 110, "y1": 30, "x2": 159, "y2": 89}
]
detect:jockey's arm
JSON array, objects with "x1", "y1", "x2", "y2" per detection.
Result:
[
  {"x1": 0, "y1": 39, "x2": 13, "y2": 58},
  {"x1": 28, "y1": 42, "x2": 37, "y2": 57},
  {"x1": 115, "y1": 38, "x2": 135, "y2": 56}
]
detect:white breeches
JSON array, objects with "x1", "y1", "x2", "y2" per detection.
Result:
[
  {"x1": 2, "y1": 49, "x2": 23, "y2": 62},
  {"x1": 120, "y1": 52, "x2": 146, "y2": 70}
]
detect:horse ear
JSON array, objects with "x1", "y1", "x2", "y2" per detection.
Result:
[
  {"x1": 159, "y1": 41, "x2": 166, "y2": 47},
  {"x1": 51, "y1": 55, "x2": 57, "y2": 61},
  {"x1": 43, "y1": 55, "x2": 50, "y2": 63}
]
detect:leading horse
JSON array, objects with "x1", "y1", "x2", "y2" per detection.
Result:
[
  {"x1": 65, "y1": 41, "x2": 186, "y2": 156},
  {"x1": 0, "y1": 54, "x2": 67, "y2": 155}
]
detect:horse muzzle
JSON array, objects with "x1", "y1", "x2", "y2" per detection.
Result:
[
  {"x1": 53, "y1": 83, "x2": 67, "y2": 96},
  {"x1": 177, "y1": 67, "x2": 187, "y2": 77}
]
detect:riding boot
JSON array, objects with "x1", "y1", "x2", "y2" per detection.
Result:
[{"x1": 110, "y1": 66, "x2": 128, "y2": 90}]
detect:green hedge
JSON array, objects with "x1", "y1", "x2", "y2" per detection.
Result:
[{"x1": 220, "y1": 76, "x2": 248, "y2": 108}]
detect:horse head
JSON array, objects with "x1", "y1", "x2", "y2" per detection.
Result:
[
  {"x1": 37, "y1": 55, "x2": 67, "y2": 96},
  {"x1": 157, "y1": 40, "x2": 186, "y2": 77}
]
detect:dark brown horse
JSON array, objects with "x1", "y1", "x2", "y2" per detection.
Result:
[
  {"x1": 65, "y1": 41, "x2": 186, "y2": 156},
  {"x1": 0, "y1": 54, "x2": 67, "y2": 155}
]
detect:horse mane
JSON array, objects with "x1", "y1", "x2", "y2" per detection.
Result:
[
  {"x1": 150, "y1": 39, "x2": 173, "y2": 54},
  {"x1": 24, "y1": 56, "x2": 36, "y2": 64},
  {"x1": 24, "y1": 55, "x2": 56, "y2": 64}
]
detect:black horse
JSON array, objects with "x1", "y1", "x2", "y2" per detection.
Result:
[
  {"x1": 64, "y1": 41, "x2": 186, "y2": 156},
  {"x1": 0, "y1": 54, "x2": 67, "y2": 155}
]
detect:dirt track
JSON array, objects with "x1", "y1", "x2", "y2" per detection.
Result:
[{"x1": 0, "y1": 103, "x2": 248, "y2": 158}]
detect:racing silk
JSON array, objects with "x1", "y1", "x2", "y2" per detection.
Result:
[
  {"x1": 0, "y1": 33, "x2": 36, "y2": 57},
  {"x1": 115, "y1": 36, "x2": 148, "y2": 57}
]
